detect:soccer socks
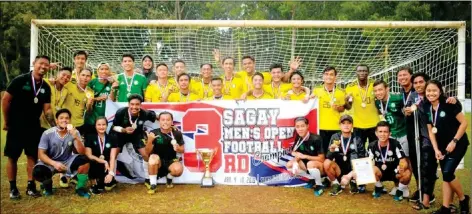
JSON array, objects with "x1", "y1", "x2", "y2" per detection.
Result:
[
  {"x1": 332, "y1": 179, "x2": 340, "y2": 185},
  {"x1": 9, "y1": 180, "x2": 17, "y2": 191},
  {"x1": 76, "y1": 174, "x2": 89, "y2": 190},
  {"x1": 308, "y1": 168, "x2": 322, "y2": 186},
  {"x1": 149, "y1": 175, "x2": 157, "y2": 185},
  {"x1": 143, "y1": 161, "x2": 150, "y2": 179},
  {"x1": 167, "y1": 173, "x2": 174, "y2": 180},
  {"x1": 398, "y1": 183, "x2": 407, "y2": 191}
]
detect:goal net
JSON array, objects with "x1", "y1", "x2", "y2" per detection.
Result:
[{"x1": 32, "y1": 20, "x2": 466, "y2": 97}]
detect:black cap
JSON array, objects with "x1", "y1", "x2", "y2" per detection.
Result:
[{"x1": 339, "y1": 115, "x2": 353, "y2": 123}]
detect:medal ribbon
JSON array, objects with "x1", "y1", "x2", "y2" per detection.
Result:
[
  {"x1": 430, "y1": 103, "x2": 440, "y2": 128},
  {"x1": 293, "y1": 134, "x2": 310, "y2": 152},
  {"x1": 123, "y1": 73, "x2": 136, "y2": 92},
  {"x1": 324, "y1": 85, "x2": 336, "y2": 104},
  {"x1": 378, "y1": 141, "x2": 389, "y2": 164},
  {"x1": 31, "y1": 73, "x2": 44, "y2": 98},
  {"x1": 98, "y1": 135, "x2": 105, "y2": 155},
  {"x1": 357, "y1": 80, "x2": 369, "y2": 103},
  {"x1": 128, "y1": 110, "x2": 138, "y2": 127},
  {"x1": 380, "y1": 95, "x2": 391, "y2": 116},
  {"x1": 341, "y1": 135, "x2": 352, "y2": 156},
  {"x1": 402, "y1": 90, "x2": 412, "y2": 105}
]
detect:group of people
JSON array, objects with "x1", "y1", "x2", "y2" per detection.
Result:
[{"x1": 2, "y1": 50, "x2": 469, "y2": 214}]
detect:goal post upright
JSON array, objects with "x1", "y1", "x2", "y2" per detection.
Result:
[{"x1": 30, "y1": 21, "x2": 39, "y2": 71}]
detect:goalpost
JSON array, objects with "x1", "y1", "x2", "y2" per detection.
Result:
[{"x1": 30, "y1": 19, "x2": 466, "y2": 167}]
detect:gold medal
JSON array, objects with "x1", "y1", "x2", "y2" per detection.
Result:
[
  {"x1": 66, "y1": 124, "x2": 73, "y2": 131},
  {"x1": 171, "y1": 139, "x2": 177, "y2": 145},
  {"x1": 56, "y1": 106, "x2": 60, "y2": 111},
  {"x1": 343, "y1": 155, "x2": 347, "y2": 161},
  {"x1": 410, "y1": 104, "x2": 417, "y2": 111},
  {"x1": 131, "y1": 123, "x2": 137, "y2": 129},
  {"x1": 381, "y1": 164, "x2": 387, "y2": 170},
  {"x1": 432, "y1": 127, "x2": 438, "y2": 134},
  {"x1": 361, "y1": 102, "x2": 366, "y2": 108},
  {"x1": 99, "y1": 155, "x2": 105, "y2": 160},
  {"x1": 34, "y1": 97, "x2": 39, "y2": 103},
  {"x1": 86, "y1": 92, "x2": 92, "y2": 99}
]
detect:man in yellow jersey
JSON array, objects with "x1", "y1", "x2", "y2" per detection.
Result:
[
  {"x1": 145, "y1": 63, "x2": 178, "y2": 102},
  {"x1": 62, "y1": 67, "x2": 94, "y2": 135},
  {"x1": 246, "y1": 72, "x2": 273, "y2": 100},
  {"x1": 166, "y1": 73, "x2": 200, "y2": 102},
  {"x1": 263, "y1": 63, "x2": 291, "y2": 99},
  {"x1": 40, "y1": 67, "x2": 72, "y2": 129},
  {"x1": 70, "y1": 50, "x2": 88, "y2": 84},
  {"x1": 191, "y1": 63, "x2": 214, "y2": 99},
  {"x1": 345, "y1": 64, "x2": 379, "y2": 147},
  {"x1": 169, "y1": 59, "x2": 186, "y2": 85},
  {"x1": 204, "y1": 77, "x2": 232, "y2": 100},
  {"x1": 220, "y1": 56, "x2": 245, "y2": 99},
  {"x1": 310, "y1": 66, "x2": 346, "y2": 154},
  {"x1": 283, "y1": 71, "x2": 310, "y2": 101}
]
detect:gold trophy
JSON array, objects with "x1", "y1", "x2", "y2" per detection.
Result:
[
  {"x1": 333, "y1": 140, "x2": 341, "y2": 152},
  {"x1": 196, "y1": 148, "x2": 217, "y2": 187}
]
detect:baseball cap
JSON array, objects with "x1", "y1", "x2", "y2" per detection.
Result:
[{"x1": 339, "y1": 115, "x2": 353, "y2": 123}]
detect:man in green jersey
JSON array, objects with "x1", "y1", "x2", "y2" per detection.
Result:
[
  {"x1": 109, "y1": 54, "x2": 148, "y2": 102},
  {"x1": 373, "y1": 80, "x2": 408, "y2": 157}
]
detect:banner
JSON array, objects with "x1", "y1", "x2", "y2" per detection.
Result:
[{"x1": 105, "y1": 99, "x2": 318, "y2": 186}]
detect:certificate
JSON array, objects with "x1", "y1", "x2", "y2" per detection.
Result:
[{"x1": 351, "y1": 157, "x2": 376, "y2": 185}]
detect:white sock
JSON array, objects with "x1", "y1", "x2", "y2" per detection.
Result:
[
  {"x1": 149, "y1": 175, "x2": 157, "y2": 185},
  {"x1": 143, "y1": 161, "x2": 150, "y2": 179},
  {"x1": 375, "y1": 181, "x2": 383, "y2": 188},
  {"x1": 332, "y1": 179, "x2": 339, "y2": 185},
  {"x1": 308, "y1": 168, "x2": 322, "y2": 186},
  {"x1": 167, "y1": 173, "x2": 174, "y2": 180},
  {"x1": 398, "y1": 183, "x2": 407, "y2": 191}
]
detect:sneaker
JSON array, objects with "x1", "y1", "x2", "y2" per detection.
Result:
[
  {"x1": 147, "y1": 184, "x2": 157, "y2": 194},
  {"x1": 373, "y1": 186, "x2": 383, "y2": 199},
  {"x1": 329, "y1": 184, "x2": 342, "y2": 196},
  {"x1": 409, "y1": 190, "x2": 420, "y2": 202},
  {"x1": 75, "y1": 188, "x2": 91, "y2": 199},
  {"x1": 322, "y1": 177, "x2": 331, "y2": 188},
  {"x1": 389, "y1": 187, "x2": 397, "y2": 196},
  {"x1": 314, "y1": 185, "x2": 324, "y2": 197},
  {"x1": 26, "y1": 188, "x2": 42, "y2": 198},
  {"x1": 144, "y1": 179, "x2": 151, "y2": 190},
  {"x1": 166, "y1": 178, "x2": 174, "y2": 189},
  {"x1": 358, "y1": 185, "x2": 366, "y2": 193},
  {"x1": 349, "y1": 181, "x2": 359, "y2": 194},
  {"x1": 69, "y1": 176, "x2": 78, "y2": 185},
  {"x1": 394, "y1": 189, "x2": 404, "y2": 201},
  {"x1": 59, "y1": 176, "x2": 69, "y2": 188},
  {"x1": 304, "y1": 180, "x2": 315, "y2": 189},
  {"x1": 432, "y1": 206, "x2": 451, "y2": 214},
  {"x1": 450, "y1": 204, "x2": 458, "y2": 213},
  {"x1": 9, "y1": 189, "x2": 21, "y2": 200},
  {"x1": 42, "y1": 188, "x2": 53, "y2": 196},
  {"x1": 402, "y1": 186, "x2": 410, "y2": 198},
  {"x1": 460, "y1": 195, "x2": 470, "y2": 214},
  {"x1": 105, "y1": 179, "x2": 117, "y2": 191},
  {"x1": 90, "y1": 185, "x2": 102, "y2": 195}
]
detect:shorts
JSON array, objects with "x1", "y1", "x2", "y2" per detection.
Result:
[
  {"x1": 113, "y1": 132, "x2": 146, "y2": 150},
  {"x1": 158, "y1": 159, "x2": 179, "y2": 178},
  {"x1": 335, "y1": 160, "x2": 352, "y2": 180},
  {"x1": 319, "y1": 130, "x2": 338, "y2": 155},
  {"x1": 393, "y1": 135, "x2": 409, "y2": 157},
  {"x1": 353, "y1": 127, "x2": 376, "y2": 147},
  {"x1": 4, "y1": 127, "x2": 45, "y2": 159},
  {"x1": 35, "y1": 154, "x2": 83, "y2": 176},
  {"x1": 89, "y1": 161, "x2": 108, "y2": 180},
  {"x1": 379, "y1": 168, "x2": 399, "y2": 183}
]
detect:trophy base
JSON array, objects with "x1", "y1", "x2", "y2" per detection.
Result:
[{"x1": 201, "y1": 177, "x2": 215, "y2": 188}]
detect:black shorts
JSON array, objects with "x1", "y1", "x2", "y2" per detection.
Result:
[
  {"x1": 89, "y1": 161, "x2": 108, "y2": 180},
  {"x1": 319, "y1": 130, "x2": 338, "y2": 155},
  {"x1": 158, "y1": 159, "x2": 178, "y2": 178},
  {"x1": 380, "y1": 168, "x2": 399, "y2": 183},
  {"x1": 112, "y1": 132, "x2": 146, "y2": 150},
  {"x1": 353, "y1": 127, "x2": 376, "y2": 147},
  {"x1": 334, "y1": 159, "x2": 352, "y2": 179},
  {"x1": 4, "y1": 127, "x2": 45, "y2": 159}
]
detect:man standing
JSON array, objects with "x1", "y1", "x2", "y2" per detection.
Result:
[
  {"x1": 2, "y1": 55, "x2": 54, "y2": 199},
  {"x1": 220, "y1": 57, "x2": 245, "y2": 99},
  {"x1": 192, "y1": 63, "x2": 214, "y2": 99},
  {"x1": 263, "y1": 63, "x2": 291, "y2": 99},
  {"x1": 204, "y1": 77, "x2": 232, "y2": 100},
  {"x1": 110, "y1": 54, "x2": 148, "y2": 102},
  {"x1": 40, "y1": 67, "x2": 72, "y2": 129},
  {"x1": 70, "y1": 50, "x2": 88, "y2": 84},
  {"x1": 144, "y1": 63, "x2": 178, "y2": 102},
  {"x1": 166, "y1": 73, "x2": 200, "y2": 102}
]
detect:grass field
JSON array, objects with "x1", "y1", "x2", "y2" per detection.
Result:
[{"x1": 0, "y1": 111, "x2": 470, "y2": 213}]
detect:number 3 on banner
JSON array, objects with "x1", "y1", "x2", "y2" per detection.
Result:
[{"x1": 182, "y1": 109, "x2": 222, "y2": 172}]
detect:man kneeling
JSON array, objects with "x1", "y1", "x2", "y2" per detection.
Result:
[
  {"x1": 369, "y1": 121, "x2": 411, "y2": 201},
  {"x1": 145, "y1": 112, "x2": 185, "y2": 194},
  {"x1": 33, "y1": 109, "x2": 91, "y2": 198},
  {"x1": 324, "y1": 115, "x2": 366, "y2": 196}
]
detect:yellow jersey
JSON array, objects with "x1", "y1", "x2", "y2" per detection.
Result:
[
  {"x1": 283, "y1": 90, "x2": 307, "y2": 101},
  {"x1": 62, "y1": 83, "x2": 94, "y2": 127},
  {"x1": 191, "y1": 78, "x2": 213, "y2": 99},
  {"x1": 263, "y1": 82, "x2": 291, "y2": 99},
  {"x1": 203, "y1": 95, "x2": 233, "y2": 101},
  {"x1": 312, "y1": 85, "x2": 346, "y2": 130},
  {"x1": 345, "y1": 80, "x2": 379, "y2": 129},
  {"x1": 237, "y1": 71, "x2": 272, "y2": 92},
  {"x1": 221, "y1": 73, "x2": 246, "y2": 99},
  {"x1": 40, "y1": 79, "x2": 69, "y2": 129},
  {"x1": 144, "y1": 80, "x2": 179, "y2": 102},
  {"x1": 246, "y1": 91, "x2": 274, "y2": 100},
  {"x1": 167, "y1": 92, "x2": 200, "y2": 102}
]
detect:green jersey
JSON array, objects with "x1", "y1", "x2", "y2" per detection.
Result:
[
  {"x1": 85, "y1": 79, "x2": 112, "y2": 125},
  {"x1": 375, "y1": 93, "x2": 406, "y2": 138},
  {"x1": 114, "y1": 72, "x2": 148, "y2": 102}
]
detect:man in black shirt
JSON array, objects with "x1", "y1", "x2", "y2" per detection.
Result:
[
  {"x1": 2, "y1": 55, "x2": 54, "y2": 199},
  {"x1": 110, "y1": 94, "x2": 156, "y2": 188},
  {"x1": 145, "y1": 112, "x2": 185, "y2": 194}
]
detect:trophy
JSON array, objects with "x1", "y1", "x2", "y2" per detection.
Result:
[
  {"x1": 196, "y1": 148, "x2": 217, "y2": 187},
  {"x1": 333, "y1": 140, "x2": 341, "y2": 152}
]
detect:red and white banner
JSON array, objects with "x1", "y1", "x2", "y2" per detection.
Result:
[{"x1": 106, "y1": 99, "x2": 318, "y2": 186}]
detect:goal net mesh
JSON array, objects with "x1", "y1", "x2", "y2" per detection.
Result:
[{"x1": 37, "y1": 23, "x2": 459, "y2": 95}]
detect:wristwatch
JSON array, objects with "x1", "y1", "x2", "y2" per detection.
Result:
[{"x1": 452, "y1": 138, "x2": 459, "y2": 143}]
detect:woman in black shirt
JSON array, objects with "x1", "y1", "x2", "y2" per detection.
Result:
[{"x1": 424, "y1": 80, "x2": 469, "y2": 214}]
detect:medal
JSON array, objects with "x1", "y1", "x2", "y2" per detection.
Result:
[
  {"x1": 171, "y1": 139, "x2": 177, "y2": 145},
  {"x1": 66, "y1": 124, "x2": 73, "y2": 131},
  {"x1": 224, "y1": 75, "x2": 233, "y2": 95},
  {"x1": 361, "y1": 102, "x2": 366, "y2": 108},
  {"x1": 380, "y1": 95, "x2": 391, "y2": 117},
  {"x1": 410, "y1": 104, "x2": 417, "y2": 111},
  {"x1": 98, "y1": 135, "x2": 106, "y2": 160},
  {"x1": 86, "y1": 92, "x2": 92, "y2": 99},
  {"x1": 348, "y1": 96, "x2": 353, "y2": 102},
  {"x1": 127, "y1": 93, "x2": 131, "y2": 97},
  {"x1": 131, "y1": 123, "x2": 137, "y2": 129},
  {"x1": 381, "y1": 164, "x2": 387, "y2": 170},
  {"x1": 325, "y1": 85, "x2": 336, "y2": 106},
  {"x1": 292, "y1": 134, "x2": 310, "y2": 153},
  {"x1": 56, "y1": 106, "x2": 60, "y2": 111},
  {"x1": 430, "y1": 104, "x2": 440, "y2": 134},
  {"x1": 402, "y1": 90, "x2": 412, "y2": 106},
  {"x1": 341, "y1": 135, "x2": 352, "y2": 162},
  {"x1": 99, "y1": 155, "x2": 105, "y2": 160},
  {"x1": 123, "y1": 72, "x2": 136, "y2": 95},
  {"x1": 358, "y1": 80, "x2": 369, "y2": 108},
  {"x1": 31, "y1": 73, "x2": 43, "y2": 104}
]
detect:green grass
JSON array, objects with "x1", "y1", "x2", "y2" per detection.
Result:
[{"x1": 0, "y1": 107, "x2": 470, "y2": 213}]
